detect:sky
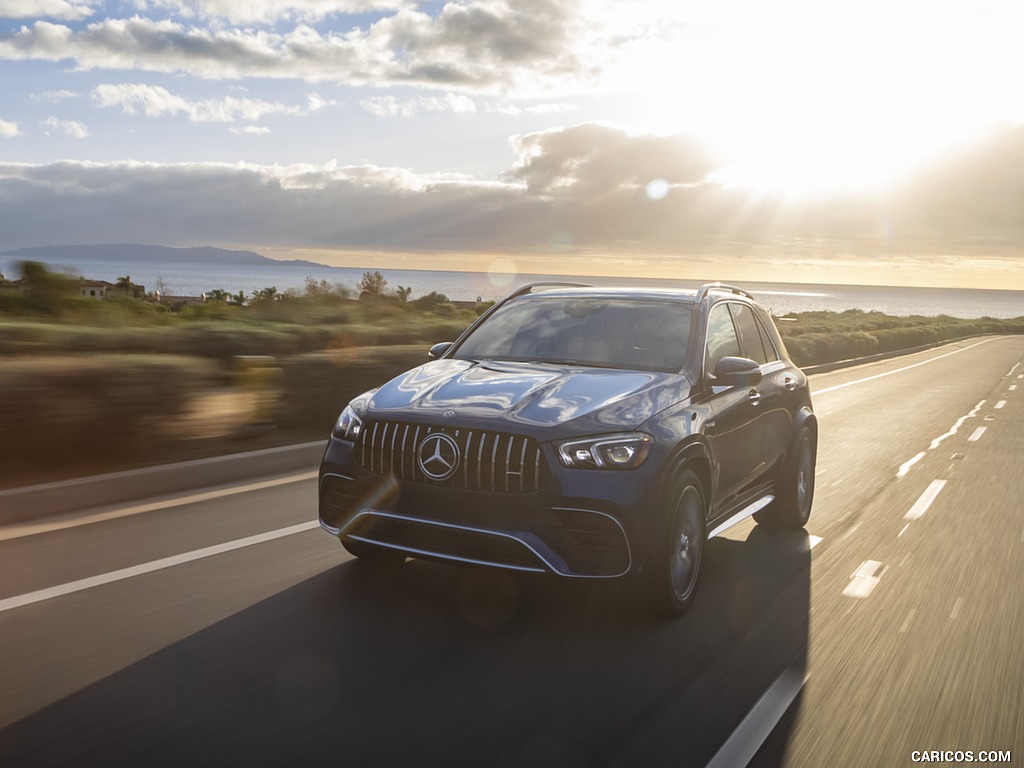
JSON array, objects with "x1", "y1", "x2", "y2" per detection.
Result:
[{"x1": 1, "y1": 0, "x2": 1024, "y2": 288}]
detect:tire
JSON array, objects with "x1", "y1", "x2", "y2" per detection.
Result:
[
  {"x1": 754, "y1": 426, "x2": 816, "y2": 530},
  {"x1": 342, "y1": 539, "x2": 405, "y2": 564},
  {"x1": 644, "y1": 469, "x2": 707, "y2": 617}
]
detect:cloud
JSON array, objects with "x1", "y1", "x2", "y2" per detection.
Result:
[
  {"x1": 137, "y1": 0, "x2": 407, "y2": 25},
  {"x1": 31, "y1": 88, "x2": 80, "y2": 102},
  {"x1": 0, "y1": 119, "x2": 21, "y2": 137},
  {"x1": 0, "y1": 1, "x2": 599, "y2": 94},
  {"x1": 360, "y1": 92, "x2": 476, "y2": 117},
  {"x1": 39, "y1": 116, "x2": 88, "y2": 137},
  {"x1": 91, "y1": 82, "x2": 331, "y2": 122},
  {"x1": 229, "y1": 125, "x2": 270, "y2": 135},
  {"x1": 0, "y1": 0, "x2": 95, "y2": 20},
  {"x1": 507, "y1": 123, "x2": 723, "y2": 195},
  {"x1": 3, "y1": 124, "x2": 1024, "y2": 257}
]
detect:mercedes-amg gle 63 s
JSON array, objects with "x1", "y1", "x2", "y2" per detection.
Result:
[{"x1": 318, "y1": 282, "x2": 817, "y2": 615}]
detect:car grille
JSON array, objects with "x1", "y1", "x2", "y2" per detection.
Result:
[{"x1": 356, "y1": 420, "x2": 549, "y2": 493}]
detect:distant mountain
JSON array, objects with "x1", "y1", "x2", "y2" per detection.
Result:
[{"x1": 0, "y1": 244, "x2": 329, "y2": 270}]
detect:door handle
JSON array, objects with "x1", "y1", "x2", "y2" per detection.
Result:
[{"x1": 748, "y1": 390, "x2": 762, "y2": 406}]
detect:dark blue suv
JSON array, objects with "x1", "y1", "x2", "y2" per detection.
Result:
[{"x1": 319, "y1": 282, "x2": 817, "y2": 615}]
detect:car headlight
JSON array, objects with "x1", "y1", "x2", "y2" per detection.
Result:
[
  {"x1": 333, "y1": 404, "x2": 364, "y2": 441},
  {"x1": 557, "y1": 433, "x2": 654, "y2": 470}
]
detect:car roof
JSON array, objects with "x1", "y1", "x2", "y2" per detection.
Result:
[{"x1": 509, "y1": 284, "x2": 762, "y2": 306}]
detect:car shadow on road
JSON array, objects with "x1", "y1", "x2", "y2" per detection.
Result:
[{"x1": 0, "y1": 527, "x2": 811, "y2": 768}]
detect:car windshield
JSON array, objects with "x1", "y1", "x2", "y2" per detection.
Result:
[{"x1": 453, "y1": 296, "x2": 692, "y2": 372}]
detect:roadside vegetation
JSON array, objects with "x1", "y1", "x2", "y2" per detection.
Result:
[{"x1": 1, "y1": 261, "x2": 1021, "y2": 487}]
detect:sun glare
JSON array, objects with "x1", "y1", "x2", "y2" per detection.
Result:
[{"x1": 607, "y1": 0, "x2": 1024, "y2": 196}]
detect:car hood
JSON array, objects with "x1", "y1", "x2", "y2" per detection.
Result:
[{"x1": 365, "y1": 358, "x2": 692, "y2": 436}]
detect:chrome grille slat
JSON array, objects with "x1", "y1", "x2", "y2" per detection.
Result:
[
  {"x1": 369, "y1": 422, "x2": 380, "y2": 474},
  {"x1": 356, "y1": 421, "x2": 547, "y2": 493},
  {"x1": 519, "y1": 438, "x2": 528, "y2": 493},
  {"x1": 490, "y1": 434, "x2": 500, "y2": 490},
  {"x1": 504, "y1": 436, "x2": 514, "y2": 492},
  {"x1": 477, "y1": 432, "x2": 486, "y2": 490}
]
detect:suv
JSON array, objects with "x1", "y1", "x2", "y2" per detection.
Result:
[{"x1": 318, "y1": 282, "x2": 816, "y2": 615}]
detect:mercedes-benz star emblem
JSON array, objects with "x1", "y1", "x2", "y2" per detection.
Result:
[{"x1": 417, "y1": 433, "x2": 460, "y2": 480}]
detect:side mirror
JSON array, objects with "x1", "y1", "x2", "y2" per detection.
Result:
[
  {"x1": 713, "y1": 356, "x2": 762, "y2": 387},
  {"x1": 428, "y1": 341, "x2": 454, "y2": 359}
]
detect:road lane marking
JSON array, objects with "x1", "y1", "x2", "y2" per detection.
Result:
[
  {"x1": 808, "y1": 535, "x2": 823, "y2": 549},
  {"x1": 899, "y1": 609, "x2": 917, "y2": 633},
  {"x1": 1011, "y1": 385, "x2": 1019, "y2": 391},
  {"x1": 0, "y1": 471, "x2": 319, "y2": 543},
  {"x1": 897, "y1": 401, "x2": 985, "y2": 479},
  {"x1": 995, "y1": 400, "x2": 1007, "y2": 409},
  {"x1": 904, "y1": 480, "x2": 947, "y2": 521},
  {"x1": 897, "y1": 452, "x2": 926, "y2": 479},
  {"x1": 968, "y1": 427, "x2": 987, "y2": 442},
  {"x1": 898, "y1": 524, "x2": 910, "y2": 538},
  {"x1": 928, "y1": 401, "x2": 985, "y2": 450},
  {"x1": 951, "y1": 597, "x2": 964, "y2": 620},
  {"x1": 1009, "y1": 363, "x2": 1021, "y2": 377},
  {"x1": 813, "y1": 338, "x2": 999, "y2": 395},
  {"x1": 705, "y1": 667, "x2": 806, "y2": 768},
  {"x1": 0, "y1": 520, "x2": 320, "y2": 614},
  {"x1": 844, "y1": 560, "x2": 885, "y2": 598}
]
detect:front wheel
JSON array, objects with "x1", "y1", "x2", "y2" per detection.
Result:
[
  {"x1": 755, "y1": 426, "x2": 816, "y2": 530},
  {"x1": 644, "y1": 470, "x2": 707, "y2": 617}
]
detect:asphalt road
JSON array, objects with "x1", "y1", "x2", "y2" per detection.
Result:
[{"x1": 1, "y1": 336, "x2": 1022, "y2": 767}]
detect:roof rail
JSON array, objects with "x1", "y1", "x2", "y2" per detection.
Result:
[
  {"x1": 509, "y1": 281, "x2": 593, "y2": 298},
  {"x1": 695, "y1": 282, "x2": 754, "y2": 302}
]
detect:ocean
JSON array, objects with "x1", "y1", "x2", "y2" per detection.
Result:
[{"x1": 2, "y1": 256, "x2": 1022, "y2": 320}]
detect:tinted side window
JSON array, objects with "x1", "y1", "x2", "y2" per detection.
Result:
[
  {"x1": 705, "y1": 304, "x2": 741, "y2": 375},
  {"x1": 754, "y1": 313, "x2": 780, "y2": 362},
  {"x1": 729, "y1": 303, "x2": 769, "y2": 364}
]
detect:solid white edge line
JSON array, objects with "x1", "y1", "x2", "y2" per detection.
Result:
[
  {"x1": 705, "y1": 667, "x2": 806, "y2": 768},
  {"x1": 904, "y1": 480, "x2": 947, "y2": 521},
  {"x1": 0, "y1": 520, "x2": 320, "y2": 614},
  {"x1": 813, "y1": 338, "x2": 998, "y2": 395},
  {"x1": 968, "y1": 427, "x2": 987, "y2": 442},
  {"x1": 0, "y1": 471, "x2": 319, "y2": 542}
]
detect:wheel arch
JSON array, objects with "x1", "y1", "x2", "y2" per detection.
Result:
[{"x1": 660, "y1": 439, "x2": 713, "y2": 518}]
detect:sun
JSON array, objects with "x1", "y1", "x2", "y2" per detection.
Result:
[{"x1": 602, "y1": 0, "x2": 1023, "y2": 196}]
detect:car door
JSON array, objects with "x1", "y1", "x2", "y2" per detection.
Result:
[
  {"x1": 728, "y1": 302, "x2": 791, "y2": 480},
  {"x1": 702, "y1": 302, "x2": 764, "y2": 513}
]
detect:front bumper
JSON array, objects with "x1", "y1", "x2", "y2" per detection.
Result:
[{"x1": 318, "y1": 436, "x2": 658, "y2": 578}]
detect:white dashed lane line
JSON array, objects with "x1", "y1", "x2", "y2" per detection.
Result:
[
  {"x1": 843, "y1": 560, "x2": 886, "y2": 598},
  {"x1": 951, "y1": 597, "x2": 965, "y2": 620},
  {"x1": 968, "y1": 427, "x2": 987, "y2": 442},
  {"x1": 897, "y1": 452, "x2": 926, "y2": 479},
  {"x1": 895, "y1": 401, "x2": 984, "y2": 478},
  {"x1": 995, "y1": 400, "x2": 1007, "y2": 409},
  {"x1": 899, "y1": 609, "x2": 917, "y2": 633},
  {"x1": 904, "y1": 480, "x2": 947, "y2": 521}
]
